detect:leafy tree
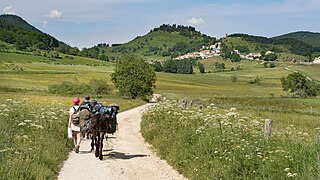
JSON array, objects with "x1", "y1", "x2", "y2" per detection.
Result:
[
  {"x1": 263, "y1": 62, "x2": 276, "y2": 68},
  {"x1": 215, "y1": 62, "x2": 225, "y2": 71},
  {"x1": 163, "y1": 59, "x2": 193, "y2": 74},
  {"x1": 111, "y1": 54, "x2": 156, "y2": 99},
  {"x1": 151, "y1": 61, "x2": 163, "y2": 72},
  {"x1": 281, "y1": 72, "x2": 319, "y2": 97},
  {"x1": 198, "y1": 62, "x2": 205, "y2": 73},
  {"x1": 177, "y1": 59, "x2": 193, "y2": 74},
  {"x1": 163, "y1": 59, "x2": 177, "y2": 73},
  {"x1": 230, "y1": 53, "x2": 241, "y2": 62},
  {"x1": 236, "y1": 45, "x2": 250, "y2": 54},
  {"x1": 264, "y1": 53, "x2": 277, "y2": 61}
]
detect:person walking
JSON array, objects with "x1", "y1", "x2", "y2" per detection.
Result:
[
  {"x1": 79, "y1": 96, "x2": 93, "y2": 139},
  {"x1": 68, "y1": 97, "x2": 81, "y2": 153}
]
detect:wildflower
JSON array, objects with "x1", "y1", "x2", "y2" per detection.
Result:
[
  {"x1": 30, "y1": 123, "x2": 44, "y2": 129},
  {"x1": 230, "y1": 107, "x2": 237, "y2": 111},
  {"x1": 0, "y1": 148, "x2": 11, "y2": 153},
  {"x1": 287, "y1": 172, "x2": 297, "y2": 177},
  {"x1": 18, "y1": 122, "x2": 26, "y2": 126},
  {"x1": 22, "y1": 135, "x2": 28, "y2": 139},
  {"x1": 284, "y1": 168, "x2": 290, "y2": 172}
]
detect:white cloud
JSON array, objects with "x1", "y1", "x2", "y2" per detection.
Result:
[
  {"x1": 3, "y1": 6, "x2": 15, "y2": 14},
  {"x1": 48, "y1": 9, "x2": 62, "y2": 18},
  {"x1": 187, "y1": 18, "x2": 204, "y2": 26}
]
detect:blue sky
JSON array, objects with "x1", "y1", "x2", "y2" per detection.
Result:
[{"x1": 1, "y1": 0, "x2": 319, "y2": 49}]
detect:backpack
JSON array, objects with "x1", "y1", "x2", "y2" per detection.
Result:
[
  {"x1": 79, "y1": 102, "x2": 92, "y2": 112},
  {"x1": 107, "y1": 105, "x2": 120, "y2": 134},
  {"x1": 79, "y1": 109, "x2": 91, "y2": 122},
  {"x1": 71, "y1": 106, "x2": 80, "y2": 125}
]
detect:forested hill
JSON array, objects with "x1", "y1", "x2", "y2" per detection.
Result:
[
  {"x1": 272, "y1": 31, "x2": 320, "y2": 47},
  {"x1": 227, "y1": 33, "x2": 319, "y2": 56},
  {"x1": 83, "y1": 24, "x2": 216, "y2": 61},
  {"x1": 0, "y1": 14, "x2": 41, "y2": 33},
  {"x1": 0, "y1": 14, "x2": 78, "y2": 54}
]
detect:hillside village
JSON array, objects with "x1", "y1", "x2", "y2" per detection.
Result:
[
  {"x1": 174, "y1": 42, "x2": 320, "y2": 64},
  {"x1": 174, "y1": 43, "x2": 222, "y2": 60},
  {"x1": 173, "y1": 42, "x2": 275, "y2": 61}
]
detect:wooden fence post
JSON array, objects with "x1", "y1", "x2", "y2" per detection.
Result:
[{"x1": 264, "y1": 119, "x2": 272, "y2": 142}]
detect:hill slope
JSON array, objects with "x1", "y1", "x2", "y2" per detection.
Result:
[
  {"x1": 226, "y1": 33, "x2": 318, "y2": 57},
  {"x1": 272, "y1": 31, "x2": 320, "y2": 47},
  {"x1": 84, "y1": 24, "x2": 217, "y2": 61},
  {"x1": 0, "y1": 14, "x2": 79, "y2": 55},
  {"x1": 0, "y1": 14, "x2": 59, "y2": 50}
]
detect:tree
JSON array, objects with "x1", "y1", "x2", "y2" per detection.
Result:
[
  {"x1": 264, "y1": 53, "x2": 277, "y2": 61},
  {"x1": 111, "y1": 54, "x2": 156, "y2": 99},
  {"x1": 215, "y1": 62, "x2": 225, "y2": 71},
  {"x1": 151, "y1": 61, "x2": 163, "y2": 72},
  {"x1": 198, "y1": 62, "x2": 205, "y2": 73},
  {"x1": 281, "y1": 72, "x2": 319, "y2": 97}
]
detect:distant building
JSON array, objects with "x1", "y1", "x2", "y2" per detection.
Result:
[
  {"x1": 313, "y1": 56, "x2": 320, "y2": 64},
  {"x1": 174, "y1": 42, "x2": 221, "y2": 60}
]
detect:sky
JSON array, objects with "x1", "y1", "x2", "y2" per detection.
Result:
[{"x1": 1, "y1": 0, "x2": 319, "y2": 49}]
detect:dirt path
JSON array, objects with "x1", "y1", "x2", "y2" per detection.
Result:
[{"x1": 58, "y1": 104, "x2": 186, "y2": 180}]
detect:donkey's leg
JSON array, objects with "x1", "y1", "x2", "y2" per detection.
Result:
[
  {"x1": 95, "y1": 133, "x2": 100, "y2": 157},
  {"x1": 90, "y1": 131, "x2": 95, "y2": 152},
  {"x1": 99, "y1": 132, "x2": 104, "y2": 160}
]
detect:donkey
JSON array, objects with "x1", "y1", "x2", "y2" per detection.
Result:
[{"x1": 89, "y1": 105, "x2": 119, "y2": 160}]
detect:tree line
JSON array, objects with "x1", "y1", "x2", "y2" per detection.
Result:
[{"x1": 228, "y1": 33, "x2": 319, "y2": 56}]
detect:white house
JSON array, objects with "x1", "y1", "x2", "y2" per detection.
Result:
[{"x1": 313, "y1": 56, "x2": 320, "y2": 64}]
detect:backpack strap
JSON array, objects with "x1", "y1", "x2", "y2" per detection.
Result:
[{"x1": 73, "y1": 106, "x2": 79, "y2": 114}]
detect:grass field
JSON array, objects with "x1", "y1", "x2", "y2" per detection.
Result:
[
  {"x1": 0, "y1": 51, "x2": 146, "y2": 178},
  {"x1": 1, "y1": 51, "x2": 319, "y2": 178}
]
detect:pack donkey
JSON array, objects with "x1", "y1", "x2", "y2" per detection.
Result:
[{"x1": 88, "y1": 104, "x2": 119, "y2": 160}]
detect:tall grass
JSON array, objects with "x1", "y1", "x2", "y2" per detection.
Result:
[
  {"x1": 0, "y1": 99, "x2": 71, "y2": 179},
  {"x1": 141, "y1": 99, "x2": 320, "y2": 179}
]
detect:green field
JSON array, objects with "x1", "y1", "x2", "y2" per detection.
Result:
[{"x1": 1, "y1": 51, "x2": 319, "y2": 178}]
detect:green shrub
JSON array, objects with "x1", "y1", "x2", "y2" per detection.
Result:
[
  {"x1": 281, "y1": 72, "x2": 320, "y2": 97},
  {"x1": 231, "y1": 74, "x2": 238, "y2": 82},
  {"x1": 249, "y1": 76, "x2": 262, "y2": 84},
  {"x1": 48, "y1": 79, "x2": 113, "y2": 96},
  {"x1": 89, "y1": 78, "x2": 112, "y2": 95}
]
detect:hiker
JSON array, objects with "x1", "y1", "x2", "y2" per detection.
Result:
[
  {"x1": 79, "y1": 96, "x2": 93, "y2": 139},
  {"x1": 68, "y1": 97, "x2": 81, "y2": 153},
  {"x1": 79, "y1": 96, "x2": 93, "y2": 111}
]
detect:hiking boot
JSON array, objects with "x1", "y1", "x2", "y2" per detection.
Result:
[{"x1": 75, "y1": 145, "x2": 79, "y2": 153}]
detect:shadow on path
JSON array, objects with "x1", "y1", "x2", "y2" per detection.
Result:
[{"x1": 104, "y1": 151, "x2": 149, "y2": 160}]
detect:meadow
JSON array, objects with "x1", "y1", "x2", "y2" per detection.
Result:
[
  {"x1": 141, "y1": 100, "x2": 319, "y2": 179},
  {"x1": 143, "y1": 57, "x2": 320, "y2": 178},
  {"x1": 0, "y1": 51, "x2": 146, "y2": 178},
  {"x1": 0, "y1": 50, "x2": 319, "y2": 178}
]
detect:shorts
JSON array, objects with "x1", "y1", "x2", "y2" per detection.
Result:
[{"x1": 71, "y1": 123, "x2": 80, "y2": 132}]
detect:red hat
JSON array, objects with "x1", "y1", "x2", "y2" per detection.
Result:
[{"x1": 72, "y1": 97, "x2": 80, "y2": 105}]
